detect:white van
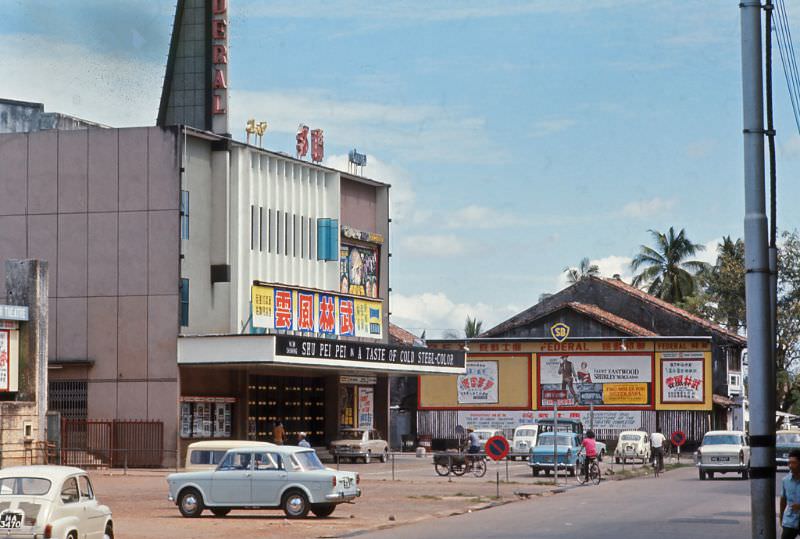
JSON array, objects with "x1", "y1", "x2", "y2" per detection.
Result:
[
  {"x1": 509, "y1": 424, "x2": 539, "y2": 460},
  {"x1": 184, "y1": 440, "x2": 277, "y2": 471}
]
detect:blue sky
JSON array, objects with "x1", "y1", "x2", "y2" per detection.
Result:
[{"x1": 4, "y1": 1, "x2": 800, "y2": 337}]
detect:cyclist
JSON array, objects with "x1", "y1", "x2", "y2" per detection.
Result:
[
  {"x1": 466, "y1": 428, "x2": 481, "y2": 454},
  {"x1": 650, "y1": 429, "x2": 666, "y2": 472},
  {"x1": 579, "y1": 430, "x2": 598, "y2": 482}
]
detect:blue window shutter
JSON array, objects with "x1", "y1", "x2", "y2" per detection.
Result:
[
  {"x1": 317, "y1": 218, "x2": 329, "y2": 260},
  {"x1": 328, "y1": 219, "x2": 338, "y2": 261}
]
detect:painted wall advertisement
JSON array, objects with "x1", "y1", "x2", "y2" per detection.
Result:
[
  {"x1": 358, "y1": 387, "x2": 374, "y2": 429},
  {"x1": 340, "y1": 244, "x2": 379, "y2": 299},
  {"x1": 456, "y1": 410, "x2": 643, "y2": 431},
  {"x1": 457, "y1": 361, "x2": 499, "y2": 404},
  {"x1": 533, "y1": 410, "x2": 644, "y2": 430},
  {"x1": 252, "y1": 284, "x2": 383, "y2": 340},
  {"x1": 661, "y1": 352, "x2": 705, "y2": 403},
  {"x1": 457, "y1": 410, "x2": 537, "y2": 430},
  {"x1": 539, "y1": 354, "x2": 652, "y2": 407},
  {"x1": 0, "y1": 330, "x2": 8, "y2": 391}
]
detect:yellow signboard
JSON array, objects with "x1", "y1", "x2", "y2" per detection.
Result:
[{"x1": 602, "y1": 383, "x2": 648, "y2": 405}]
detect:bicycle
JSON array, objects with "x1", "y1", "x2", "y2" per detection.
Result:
[
  {"x1": 433, "y1": 452, "x2": 487, "y2": 477},
  {"x1": 651, "y1": 449, "x2": 664, "y2": 478},
  {"x1": 575, "y1": 455, "x2": 601, "y2": 485}
]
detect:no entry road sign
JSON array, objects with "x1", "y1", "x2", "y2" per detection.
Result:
[{"x1": 485, "y1": 435, "x2": 510, "y2": 461}]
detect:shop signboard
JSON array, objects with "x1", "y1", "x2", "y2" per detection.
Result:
[
  {"x1": 358, "y1": 387, "x2": 374, "y2": 429},
  {"x1": 252, "y1": 284, "x2": 383, "y2": 340},
  {"x1": 539, "y1": 354, "x2": 652, "y2": 407},
  {"x1": 275, "y1": 335, "x2": 465, "y2": 374},
  {"x1": 533, "y1": 410, "x2": 643, "y2": 430},
  {"x1": 0, "y1": 330, "x2": 8, "y2": 391},
  {"x1": 457, "y1": 410, "x2": 537, "y2": 430},
  {"x1": 457, "y1": 361, "x2": 498, "y2": 404},
  {"x1": 661, "y1": 352, "x2": 705, "y2": 403}
]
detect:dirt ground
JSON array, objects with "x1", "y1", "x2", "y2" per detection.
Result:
[{"x1": 89, "y1": 455, "x2": 666, "y2": 538}]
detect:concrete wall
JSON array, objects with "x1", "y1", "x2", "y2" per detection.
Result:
[{"x1": 0, "y1": 127, "x2": 181, "y2": 463}]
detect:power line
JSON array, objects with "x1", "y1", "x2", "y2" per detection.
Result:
[{"x1": 774, "y1": 0, "x2": 800, "y2": 134}]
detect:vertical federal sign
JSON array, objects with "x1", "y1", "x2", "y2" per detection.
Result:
[{"x1": 211, "y1": 0, "x2": 229, "y2": 135}]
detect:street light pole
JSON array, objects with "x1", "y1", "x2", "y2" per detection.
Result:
[{"x1": 740, "y1": 2, "x2": 776, "y2": 538}]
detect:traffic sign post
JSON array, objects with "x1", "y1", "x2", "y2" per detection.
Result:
[
  {"x1": 485, "y1": 436, "x2": 509, "y2": 499},
  {"x1": 671, "y1": 430, "x2": 687, "y2": 463},
  {"x1": 541, "y1": 389, "x2": 567, "y2": 485}
]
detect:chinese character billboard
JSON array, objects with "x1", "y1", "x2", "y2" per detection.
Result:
[
  {"x1": 251, "y1": 284, "x2": 382, "y2": 340},
  {"x1": 457, "y1": 361, "x2": 499, "y2": 404},
  {"x1": 661, "y1": 355, "x2": 704, "y2": 403}
]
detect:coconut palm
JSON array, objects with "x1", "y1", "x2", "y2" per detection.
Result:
[
  {"x1": 464, "y1": 316, "x2": 484, "y2": 338},
  {"x1": 630, "y1": 227, "x2": 709, "y2": 304},
  {"x1": 564, "y1": 258, "x2": 600, "y2": 284}
]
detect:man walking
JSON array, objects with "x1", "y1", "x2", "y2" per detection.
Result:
[{"x1": 780, "y1": 448, "x2": 800, "y2": 539}]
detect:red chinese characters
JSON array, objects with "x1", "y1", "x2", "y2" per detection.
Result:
[
  {"x1": 318, "y1": 295, "x2": 336, "y2": 334},
  {"x1": 297, "y1": 293, "x2": 314, "y2": 331},
  {"x1": 274, "y1": 289, "x2": 293, "y2": 330},
  {"x1": 296, "y1": 125, "x2": 309, "y2": 157},
  {"x1": 311, "y1": 129, "x2": 324, "y2": 162},
  {"x1": 339, "y1": 298, "x2": 355, "y2": 336}
]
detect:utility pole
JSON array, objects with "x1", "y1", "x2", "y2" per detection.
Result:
[{"x1": 740, "y1": 2, "x2": 776, "y2": 538}]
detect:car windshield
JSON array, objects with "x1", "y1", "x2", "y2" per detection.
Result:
[
  {"x1": 537, "y1": 434, "x2": 572, "y2": 446},
  {"x1": 703, "y1": 435, "x2": 741, "y2": 445},
  {"x1": 339, "y1": 431, "x2": 364, "y2": 441},
  {"x1": 778, "y1": 433, "x2": 800, "y2": 444},
  {"x1": 515, "y1": 429, "x2": 536, "y2": 438},
  {"x1": 621, "y1": 434, "x2": 642, "y2": 441},
  {"x1": 0, "y1": 477, "x2": 52, "y2": 496},
  {"x1": 294, "y1": 451, "x2": 326, "y2": 471}
]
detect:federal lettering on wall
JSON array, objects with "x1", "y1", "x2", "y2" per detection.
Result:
[
  {"x1": 457, "y1": 361, "x2": 499, "y2": 404},
  {"x1": 252, "y1": 284, "x2": 383, "y2": 340},
  {"x1": 210, "y1": 0, "x2": 229, "y2": 133},
  {"x1": 661, "y1": 353, "x2": 705, "y2": 403},
  {"x1": 539, "y1": 354, "x2": 652, "y2": 407}
]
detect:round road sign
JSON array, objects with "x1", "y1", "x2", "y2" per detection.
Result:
[
  {"x1": 485, "y1": 435, "x2": 510, "y2": 461},
  {"x1": 671, "y1": 430, "x2": 687, "y2": 447}
]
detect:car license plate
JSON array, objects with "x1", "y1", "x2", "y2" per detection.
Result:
[
  {"x1": 710, "y1": 456, "x2": 730, "y2": 462},
  {"x1": 0, "y1": 510, "x2": 23, "y2": 529},
  {"x1": 342, "y1": 477, "x2": 352, "y2": 488}
]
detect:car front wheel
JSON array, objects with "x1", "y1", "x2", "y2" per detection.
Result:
[
  {"x1": 211, "y1": 507, "x2": 231, "y2": 517},
  {"x1": 380, "y1": 449, "x2": 388, "y2": 463},
  {"x1": 178, "y1": 488, "x2": 205, "y2": 518},
  {"x1": 283, "y1": 490, "x2": 310, "y2": 518},
  {"x1": 311, "y1": 503, "x2": 336, "y2": 517},
  {"x1": 103, "y1": 523, "x2": 114, "y2": 539}
]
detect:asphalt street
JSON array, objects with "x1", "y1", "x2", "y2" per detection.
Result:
[{"x1": 358, "y1": 465, "x2": 755, "y2": 539}]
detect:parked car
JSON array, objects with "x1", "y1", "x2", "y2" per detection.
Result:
[
  {"x1": 614, "y1": 431, "x2": 651, "y2": 464},
  {"x1": 776, "y1": 429, "x2": 800, "y2": 468},
  {"x1": 0, "y1": 465, "x2": 114, "y2": 539},
  {"x1": 184, "y1": 440, "x2": 278, "y2": 471},
  {"x1": 472, "y1": 429, "x2": 504, "y2": 449},
  {"x1": 528, "y1": 431, "x2": 585, "y2": 476},
  {"x1": 695, "y1": 430, "x2": 750, "y2": 480},
  {"x1": 329, "y1": 429, "x2": 389, "y2": 463},
  {"x1": 535, "y1": 419, "x2": 606, "y2": 461},
  {"x1": 509, "y1": 425, "x2": 539, "y2": 460},
  {"x1": 167, "y1": 445, "x2": 361, "y2": 518}
]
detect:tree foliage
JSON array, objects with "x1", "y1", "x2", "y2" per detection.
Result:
[
  {"x1": 631, "y1": 227, "x2": 710, "y2": 304},
  {"x1": 464, "y1": 316, "x2": 484, "y2": 338},
  {"x1": 563, "y1": 257, "x2": 600, "y2": 284}
]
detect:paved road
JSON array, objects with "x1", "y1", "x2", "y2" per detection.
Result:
[{"x1": 358, "y1": 465, "x2": 753, "y2": 539}]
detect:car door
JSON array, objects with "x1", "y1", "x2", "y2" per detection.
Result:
[
  {"x1": 210, "y1": 451, "x2": 254, "y2": 505},
  {"x1": 58, "y1": 477, "x2": 85, "y2": 538},
  {"x1": 77, "y1": 475, "x2": 105, "y2": 539},
  {"x1": 250, "y1": 452, "x2": 288, "y2": 507}
]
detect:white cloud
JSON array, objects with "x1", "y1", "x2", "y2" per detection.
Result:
[
  {"x1": 620, "y1": 197, "x2": 678, "y2": 218},
  {"x1": 399, "y1": 235, "x2": 467, "y2": 257},
  {"x1": 531, "y1": 118, "x2": 576, "y2": 137},
  {"x1": 696, "y1": 238, "x2": 722, "y2": 266},
  {"x1": 390, "y1": 291, "x2": 520, "y2": 339},
  {"x1": 2, "y1": 34, "x2": 162, "y2": 127},
  {"x1": 780, "y1": 135, "x2": 800, "y2": 159},
  {"x1": 444, "y1": 205, "x2": 526, "y2": 229},
  {"x1": 231, "y1": 89, "x2": 492, "y2": 163}
]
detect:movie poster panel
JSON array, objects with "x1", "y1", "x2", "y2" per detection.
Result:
[
  {"x1": 340, "y1": 244, "x2": 379, "y2": 298},
  {"x1": 661, "y1": 354, "x2": 704, "y2": 403},
  {"x1": 457, "y1": 361, "x2": 499, "y2": 404},
  {"x1": 539, "y1": 354, "x2": 652, "y2": 407}
]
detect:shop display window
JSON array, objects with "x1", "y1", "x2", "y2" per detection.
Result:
[{"x1": 180, "y1": 397, "x2": 234, "y2": 438}]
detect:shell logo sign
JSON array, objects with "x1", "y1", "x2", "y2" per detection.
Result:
[{"x1": 550, "y1": 322, "x2": 570, "y2": 343}]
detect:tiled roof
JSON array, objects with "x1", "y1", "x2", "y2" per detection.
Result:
[
  {"x1": 389, "y1": 323, "x2": 421, "y2": 346},
  {"x1": 598, "y1": 277, "x2": 746, "y2": 345},
  {"x1": 565, "y1": 302, "x2": 658, "y2": 336}
]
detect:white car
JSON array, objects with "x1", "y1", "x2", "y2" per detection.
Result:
[
  {"x1": 0, "y1": 465, "x2": 113, "y2": 539},
  {"x1": 695, "y1": 430, "x2": 751, "y2": 480},
  {"x1": 329, "y1": 429, "x2": 389, "y2": 463},
  {"x1": 509, "y1": 425, "x2": 539, "y2": 460},
  {"x1": 168, "y1": 445, "x2": 360, "y2": 518},
  {"x1": 614, "y1": 431, "x2": 651, "y2": 464}
]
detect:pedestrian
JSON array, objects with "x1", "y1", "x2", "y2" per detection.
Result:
[
  {"x1": 273, "y1": 419, "x2": 285, "y2": 445},
  {"x1": 650, "y1": 428, "x2": 666, "y2": 472},
  {"x1": 781, "y1": 448, "x2": 800, "y2": 539},
  {"x1": 466, "y1": 428, "x2": 481, "y2": 454},
  {"x1": 298, "y1": 431, "x2": 311, "y2": 448}
]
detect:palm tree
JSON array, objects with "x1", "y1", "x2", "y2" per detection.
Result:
[
  {"x1": 630, "y1": 227, "x2": 709, "y2": 304},
  {"x1": 464, "y1": 316, "x2": 484, "y2": 338},
  {"x1": 563, "y1": 258, "x2": 600, "y2": 284}
]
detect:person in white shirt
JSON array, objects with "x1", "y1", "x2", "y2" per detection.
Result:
[
  {"x1": 297, "y1": 432, "x2": 311, "y2": 448},
  {"x1": 650, "y1": 429, "x2": 666, "y2": 471}
]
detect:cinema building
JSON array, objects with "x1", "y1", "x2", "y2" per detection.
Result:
[{"x1": 418, "y1": 276, "x2": 746, "y2": 448}]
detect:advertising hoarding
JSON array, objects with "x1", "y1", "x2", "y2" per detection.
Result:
[
  {"x1": 661, "y1": 352, "x2": 705, "y2": 403},
  {"x1": 457, "y1": 361, "x2": 499, "y2": 404}
]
